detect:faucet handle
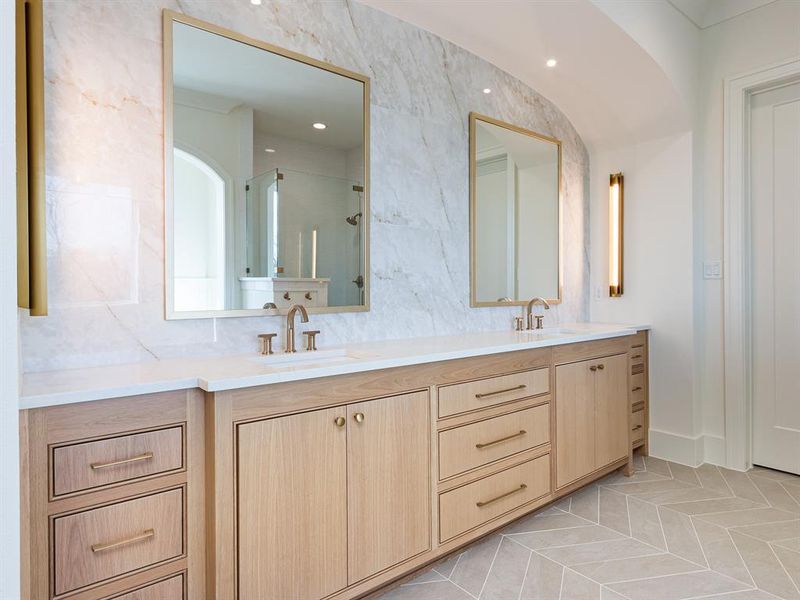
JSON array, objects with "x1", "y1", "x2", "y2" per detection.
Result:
[
  {"x1": 514, "y1": 317, "x2": 524, "y2": 331},
  {"x1": 302, "y1": 330, "x2": 321, "y2": 351},
  {"x1": 258, "y1": 332, "x2": 277, "y2": 355},
  {"x1": 534, "y1": 315, "x2": 545, "y2": 330}
]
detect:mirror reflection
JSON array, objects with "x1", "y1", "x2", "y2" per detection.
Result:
[
  {"x1": 470, "y1": 113, "x2": 561, "y2": 306},
  {"x1": 167, "y1": 17, "x2": 369, "y2": 317}
]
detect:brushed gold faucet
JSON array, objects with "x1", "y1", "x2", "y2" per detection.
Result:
[
  {"x1": 285, "y1": 304, "x2": 309, "y2": 353},
  {"x1": 525, "y1": 297, "x2": 550, "y2": 330}
]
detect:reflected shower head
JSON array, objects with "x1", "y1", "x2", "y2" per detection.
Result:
[{"x1": 346, "y1": 212, "x2": 362, "y2": 226}]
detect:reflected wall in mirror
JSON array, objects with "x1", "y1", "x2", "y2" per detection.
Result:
[
  {"x1": 470, "y1": 113, "x2": 561, "y2": 307},
  {"x1": 164, "y1": 12, "x2": 369, "y2": 318}
]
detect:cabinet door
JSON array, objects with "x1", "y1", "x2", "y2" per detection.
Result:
[
  {"x1": 347, "y1": 391, "x2": 431, "y2": 583},
  {"x1": 556, "y1": 360, "x2": 596, "y2": 488},
  {"x1": 237, "y1": 407, "x2": 347, "y2": 600},
  {"x1": 594, "y1": 353, "x2": 630, "y2": 468}
]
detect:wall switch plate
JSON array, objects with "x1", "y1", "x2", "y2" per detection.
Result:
[{"x1": 704, "y1": 260, "x2": 722, "y2": 279}]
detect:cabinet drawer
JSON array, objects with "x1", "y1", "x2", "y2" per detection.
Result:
[
  {"x1": 631, "y1": 410, "x2": 645, "y2": 443},
  {"x1": 439, "y1": 454, "x2": 550, "y2": 542},
  {"x1": 631, "y1": 372, "x2": 646, "y2": 406},
  {"x1": 438, "y1": 369, "x2": 549, "y2": 418},
  {"x1": 53, "y1": 427, "x2": 184, "y2": 497},
  {"x1": 53, "y1": 488, "x2": 184, "y2": 595},
  {"x1": 113, "y1": 574, "x2": 184, "y2": 600},
  {"x1": 439, "y1": 404, "x2": 550, "y2": 480}
]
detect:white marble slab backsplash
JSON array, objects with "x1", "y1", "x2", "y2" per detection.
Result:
[{"x1": 21, "y1": 0, "x2": 590, "y2": 372}]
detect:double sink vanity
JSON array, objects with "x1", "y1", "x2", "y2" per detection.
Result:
[{"x1": 20, "y1": 323, "x2": 650, "y2": 600}]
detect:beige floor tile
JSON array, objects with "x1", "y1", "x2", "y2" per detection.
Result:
[
  {"x1": 632, "y1": 452, "x2": 645, "y2": 472},
  {"x1": 720, "y1": 468, "x2": 771, "y2": 504},
  {"x1": 449, "y1": 534, "x2": 502, "y2": 597},
  {"x1": 645, "y1": 456, "x2": 673, "y2": 477},
  {"x1": 601, "y1": 588, "x2": 629, "y2": 600},
  {"x1": 537, "y1": 537, "x2": 663, "y2": 565},
  {"x1": 696, "y1": 464, "x2": 733, "y2": 493},
  {"x1": 772, "y1": 545, "x2": 800, "y2": 592},
  {"x1": 599, "y1": 487, "x2": 631, "y2": 535},
  {"x1": 433, "y1": 552, "x2": 464, "y2": 579},
  {"x1": 697, "y1": 508, "x2": 799, "y2": 528},
  {"x1": 381, "y1": 580, "x2": 475, "y2": 600},
  {"x1": 571, "y1": 484, "x2": 600, "y2": 522},
  {"x1": 519, "y1": 553, "x2": 564, "y2": 600},
  {"x1": 669, "y1": 462, "x2": 702, "y2": 487},
  {"x1": 509, "y1": 525, "x2": 625, "y2": 550},
  {"x1": 501, "y1": 510, "x2": 592, "y2": 535},
  {"x1": 600, "y1": 470, "x2": 670, "y2": 486},
  {"x1": 750, "y1": 467, "x2": 800, "y2": 483},
  {"x1": 731, "y1": 520, "x2": 800, "y2": 542},
  {"x1": 784, "y1": 483, "x2": 800, "y2": 504},
  {"x1": 561, "y1": 569, "x2": 601, "y2": 599},
  {"x1": 774, "y1": 538, "x2": 800, "y2": 552},
  {"x1": 402, "y1": 570, "x2": 447, "y2": 585},
  {"x1": 633, "y1": 485, "x2": 731, "y2": 506},
  {"x1": 606, "y1": 571, "x2": 751, "y2": 600},
  {"x1": 749, "y1": 476, "x2": 800, "y2": 513},
  {"x1": 659, "y1": 507, "x2": 707, "y2": 566},
  {"x1": 691, "y1": 590, "x2": 781, "y2": 599},
  {"x1": 479, "y1": 537, "x2": 531, "y2": 600},
  {"x1": 693, "y1": 518, "x2": 755, "y2": 585},
  {"x1": 605, "y1": 479, "x2": 694, "y2": 496},
  {"x1": 570, "y1": 553, "x2": 703, "y2": 583},
  {"x1": 661, "y1": 497, "x2": 765, "y2": 516},
  {"x1": 628, "y1": 495, "x2": 667, "y2": 549},
  {"x1": 730, "y1": 530, "x2": 800, "y2": 600}
]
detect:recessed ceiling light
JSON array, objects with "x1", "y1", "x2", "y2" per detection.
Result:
[
  {"x1": 251, "y1": 0, "x2": 262, "y2": 5},
  {"x1": 483, "y1": 88, "x2": 492, "y2": 94},
  {"x1": 264, "y1": 148, "x2": 275, "y2": 153},
  {"x1": 546, "y1": 58, "x2": 557, "y2": 68},
  {"x1": 312, "y1": 122, "x2": 327, "y2": 130}
]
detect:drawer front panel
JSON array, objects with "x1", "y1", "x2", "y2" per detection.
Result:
[
  {"x1": 53, "y1": 488, "x2": 184, "y2": 595},
  {"x1": 632, "y1": 410, "x2": 645, "y2": 444},
  {"x1": 439, "y1": 454, "x2": 550, "y2": 542},
  {"x1": 439, "y1": 404, "x2": 550, "y2": 480},
  {"x1": 53, "y1": 427, "x2": 184, "y2": 497},
  {"x1": 438, "y1": 369, "x2": 549, "y2": 418},
  {"x1": 631, "y1": 373, "x2": 646, "y2": 406},
  {"x1": 113, "y1": 574, "x2": 184, "y2": 600}
]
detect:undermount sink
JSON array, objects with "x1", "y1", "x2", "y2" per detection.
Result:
[{"x1": 249, "y1": 347, "x2": 357, "y2": 366}]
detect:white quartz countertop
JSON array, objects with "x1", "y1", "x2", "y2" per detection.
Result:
[{"x1": 20, "y1": 323, "x2": 649, "y2": 409}]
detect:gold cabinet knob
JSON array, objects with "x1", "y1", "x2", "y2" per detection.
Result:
[
  {"x1": 590, "y1": 365, "x2": 597, "y2": 372},
  {"x1": 334, "y1": 416, "x2": 346, "y2": 428},
  {"x1": 354, "y1": 412, "x2": 365, "y2": 424},
  {"x1": 597, "y1": 364, "x2": 605, "y2": 370}
]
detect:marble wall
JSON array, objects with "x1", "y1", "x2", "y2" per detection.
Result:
[{"x1": 21, "y1": 0, "x2": 590, "y2": 372}]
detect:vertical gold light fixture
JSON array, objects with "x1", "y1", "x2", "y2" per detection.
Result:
[
  {"x1": 609, "y1": 172, "x2": 624, "y2": 297},
  {"x1": 16, "y1": 0, "x2": 47, "y2": 315}
]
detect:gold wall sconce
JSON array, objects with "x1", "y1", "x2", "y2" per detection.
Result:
[
  {"x1": 609, "y1": 172, "x2": 624, "y2": 297},
  {"x1": 16, "y1": 0, "x2": 47, "y2": 316}
]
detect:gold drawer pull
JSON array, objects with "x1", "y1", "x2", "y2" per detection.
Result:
[
  {"x1": 631, "y1": 354, "x2": 643, "y2": 359},
  {"x1": 632, "y1": 386, "x2": 643, "y2": 392},
  {"x1": 632, "y1": 425, "x2": 643, "y2": 431},
  {"x1": 475, "y1": 430, "x2": 527, "y2": 449},
  {"x1": 91, "y1": 452, "x2": 154, "y2": 470},
  {"x1": 475, "y1": 384, "x2": 526, "y2": 399},
  {"x1": 476, "y1": 483, "x2": 527, "y2": 507},
  {"x1": 91, "y1": 528, "x2": 154, "y2": 553}
]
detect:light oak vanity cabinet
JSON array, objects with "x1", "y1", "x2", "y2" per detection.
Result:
[{"x1": 554, "y1": 338, "x2": 631, "y2": 489}]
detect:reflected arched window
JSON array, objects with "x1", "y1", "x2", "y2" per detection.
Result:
[{"x1": 173, "y1": 148, "x2": 226, "y2": 311}]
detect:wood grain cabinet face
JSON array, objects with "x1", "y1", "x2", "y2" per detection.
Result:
[
  {"x1": 438, "y1": 368, "x2": 549, "y2": 418},
  {"x1": 347, "y1": 391, "x2": 431, "y2": 584},
  {"x1": 555, "y1": 353, "x2": 628, "y2": 489},
  {"x1": 237, "y1": 407, "x2": 348, "y2": 600},
  {"x1": 52, "y1": 426, "x2": 184, "y2": 497},
  {"x1": 112, "y1": 574, "x2": 184, "y2": 600},
  {"x1": 53, "y1": 488, "x2": 184, "y2": 596}
]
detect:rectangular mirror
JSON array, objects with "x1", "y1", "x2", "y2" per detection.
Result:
[
  {"x1": 470, "y1": 112, "x2": 561, "y2": 307},
  {"x1": 164, "y1": 12, "x2": 369, "y2": 318}
]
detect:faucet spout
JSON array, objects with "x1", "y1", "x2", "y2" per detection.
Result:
[
  {"x1": 525, "y1": 297, "x2": 550, "y2": 330},
  {"x1": 285, "y1": 304, "x2": 310, "y2": 353}
]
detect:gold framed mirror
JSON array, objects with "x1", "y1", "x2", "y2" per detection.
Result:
[
  {"x1": 163, "y1": 11, "x2": 370, "y2": 319},
  {"x1": 469, "y1": 112, "x2": 562, "y2": 307}
]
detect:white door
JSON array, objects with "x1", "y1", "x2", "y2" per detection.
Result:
[{"x1": 750, "y1": 80, "x2": 800, "y2": 474}]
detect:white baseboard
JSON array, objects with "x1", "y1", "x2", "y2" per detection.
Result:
[{"x1": 647, "y1": 429, "x2": 728, "y2": 468}]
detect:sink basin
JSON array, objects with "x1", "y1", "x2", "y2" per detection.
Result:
[{"x1": 249, "y1": 348, "x2": 357, "y2": 366}]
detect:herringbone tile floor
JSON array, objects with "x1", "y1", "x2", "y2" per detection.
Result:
[{"x1": 378, "y1": 454, "x2": 800, "y2": 600}]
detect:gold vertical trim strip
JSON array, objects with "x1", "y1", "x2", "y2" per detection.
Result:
[
  {"x1": 16, "y1": 0, "x2": 47, "y2": 315},
  {"x1": 609, "y1": 172, "x2": 624, "y2": 297}
]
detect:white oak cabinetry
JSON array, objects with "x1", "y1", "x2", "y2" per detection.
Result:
[{"x1": 21, "y1": 332, "x2": 649, "y2": 600}]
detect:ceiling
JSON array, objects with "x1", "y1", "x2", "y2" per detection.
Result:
[
  {"x1": 668, "y1": 0, "x2": 777, "y2": 28},
  {"x1": 358, "y1": 0, "x2": 689, "y2": 151},
  {"x1": 173, "y1": 21, "x2": 364, "y2": 150}
]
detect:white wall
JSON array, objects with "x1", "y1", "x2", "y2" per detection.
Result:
[
  {"x1": 0, "y1": 1, "x2": 20, "y2": 597},
  {"x1": 590, "y1": 132, "x2": 699, "y2": 465},
  {"x1": 695, "y1": 0, "x2": 800, "y2": 464}
]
